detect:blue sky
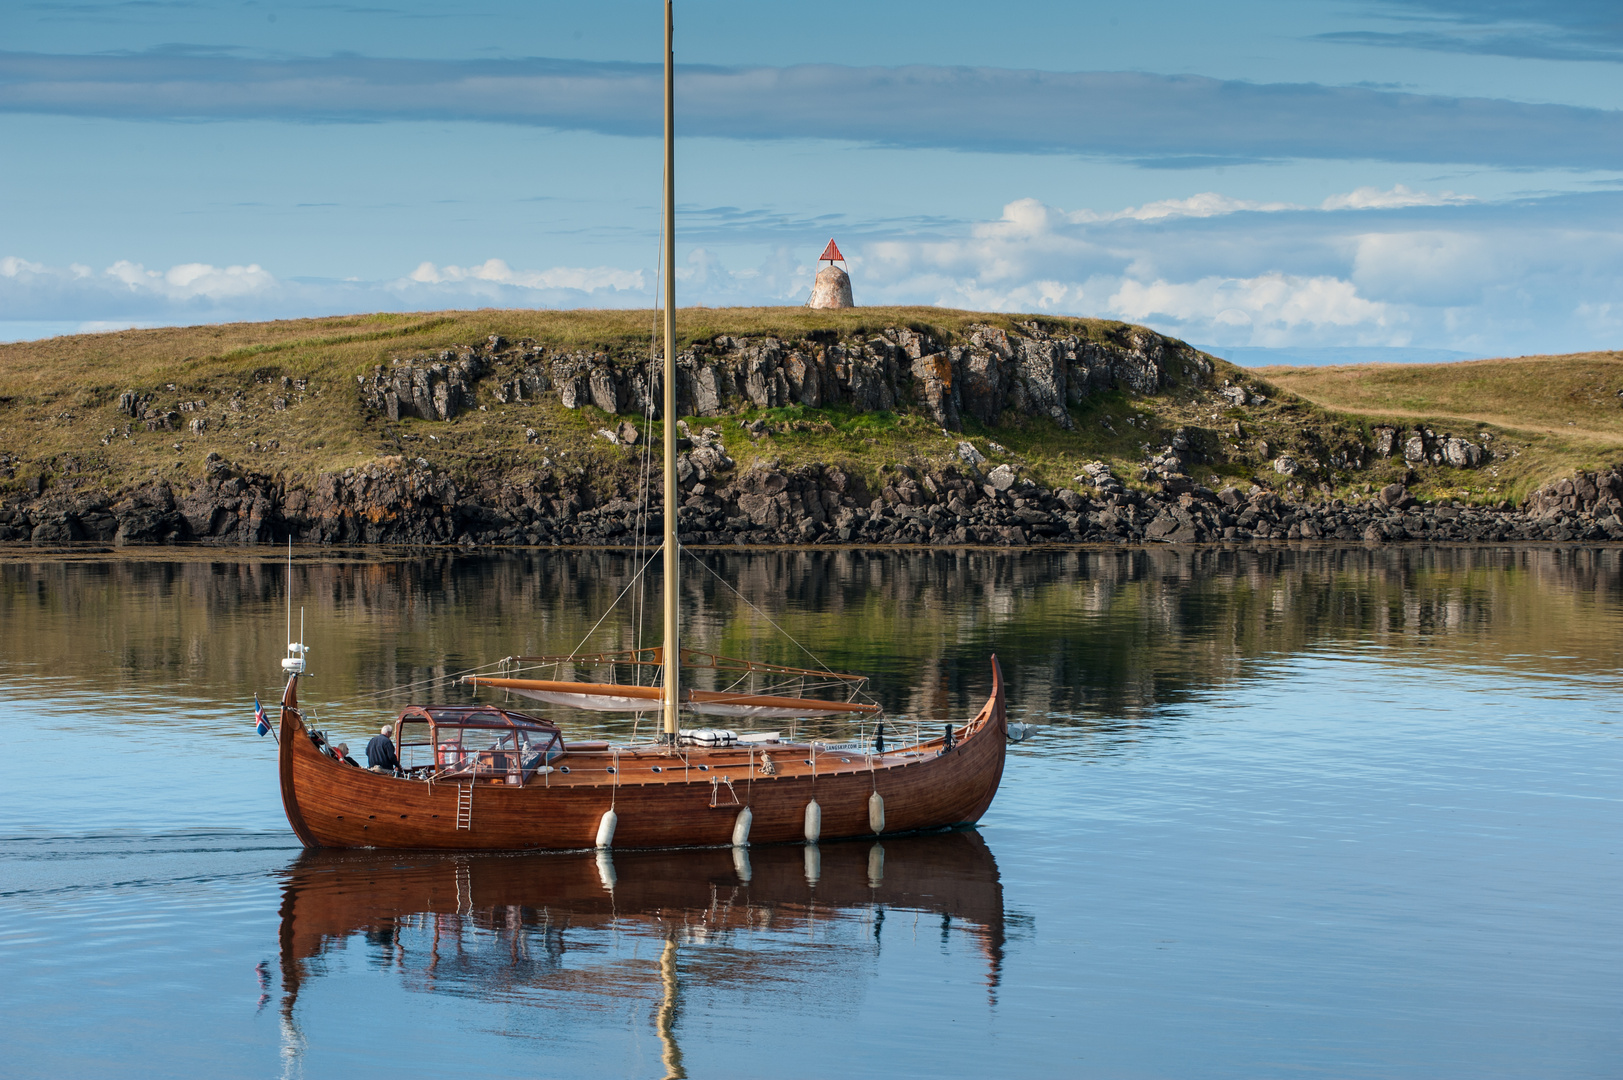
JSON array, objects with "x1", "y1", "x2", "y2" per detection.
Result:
[{"x1": 2, "y1": 0, "x2": 1622, "y2": 361}]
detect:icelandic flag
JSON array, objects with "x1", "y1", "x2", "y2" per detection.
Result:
[{"x1": 254, "y1": 696, "x2": 271, "y2": 737}]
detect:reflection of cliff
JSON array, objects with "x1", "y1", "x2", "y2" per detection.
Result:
[
  {"x1": 275, "y1": 830, "x2": 1006, "y2": 1030},
  {"x1": 4, "y1": 547, "x2": 1623, "y2": 723}
]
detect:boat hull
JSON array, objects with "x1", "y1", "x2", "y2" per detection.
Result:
[{"x1": 279, "y1": 658, "x2": 1007, "y2": 851}]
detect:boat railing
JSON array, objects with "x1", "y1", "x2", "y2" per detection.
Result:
[{"x1": 848, "y1": 717, "x2": 934, "y2": 757}]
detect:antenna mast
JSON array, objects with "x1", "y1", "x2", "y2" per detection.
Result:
[{"x1": 281, "y1": 537, "x2": 307, "y2": 675}]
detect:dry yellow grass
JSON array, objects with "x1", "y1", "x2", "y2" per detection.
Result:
[
  {"x1": 1260, "y1": 352, "x2": 1623, "y2": 442},
  {"x1": 1255, "y1": 352, "x2": 1623, "y2": 496}
]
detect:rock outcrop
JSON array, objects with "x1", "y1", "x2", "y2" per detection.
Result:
[
  {"x1": 1373, "y1": 425, "x2": 1490, "y2": 469},
  {"x1": 6, "y1": 457, "x2": 1620, "y2": 549},
  {"x1": 357, "y1": 345, "x2": 492, "y2": 422},
  {"x1": 362, "y1": 321, "x2": 1209, "y2": 433}
]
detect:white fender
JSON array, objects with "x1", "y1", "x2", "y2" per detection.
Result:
[
  {"x1": 867, "y1": 842, "x2": 885, "y2": 888},
  {"x1": 595, "y1": 808, "x2": 618, "y2": 849},
  {"x1": 731, "y1": 806, "x2": 753, "y2": 847},
  {"x1": 803, "y1": 799, "x2": 822, "y2": 843},
  {"x1": 868, "y1": 791, "x2": 885, "y2": 834},
  {"x1": 731, "y1": 845, "x2": 753, "y2": 883},
  {"x1": 803, "y1": 843, "x2": 821, "y2": 886}
]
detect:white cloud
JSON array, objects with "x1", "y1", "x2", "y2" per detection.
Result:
[
  {"x1": 6, "y1": 255, "x2": 281, "y2": 302},
  {"x1": 1349, "y1": 231, "x2": 1501, "y2": 305},
  {"x1": 104, "y1": 260, "x2": 279, "y2": 300},
  {"x1": 1108, "y1": 273, "x2": 1395, "y2": 346},
  {"x1": 406, "y1": 259, "x2": 644, "y2": 293},
  {"x1": 2, "y1": 182, "x2": 1620, "y2": 357},
  {"x1": 0, "y1": 253, "x2": 659, "y2": 327},
  {"x1": 1075, "y1": 192, "x2": 1303, "y2": 223},
  {"x1": 1057, "y1": 185, "x2": 1475, "y2": 224},
  {"x1": 853, "y1": 196, "x2": 1429, "y2": 345},
  {"x1": 1321, "y1": 184, "x2": 1475, "y2": 211},
  {"x1": 1, "y1": 257, "x2": 49, "y2": 278}
]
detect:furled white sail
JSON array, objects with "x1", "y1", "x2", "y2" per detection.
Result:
[
  {"x1": 686, "y1": 701, "x2": 852, "y2": 719},
  {"x1": 467, "y1": 676, "x2": 878, "y2": 719},
  {"x1": 500, "y1": 686, "x2": 662, "y2": 712}
]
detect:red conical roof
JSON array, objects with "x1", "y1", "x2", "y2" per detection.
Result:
[{"x1": 819, "y1": 239, "x2": 844, "y2": 263}]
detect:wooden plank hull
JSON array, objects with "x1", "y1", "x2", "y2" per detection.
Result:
[{"x1": 278, "y1": 657, "x2": 1007, "y2": 851}]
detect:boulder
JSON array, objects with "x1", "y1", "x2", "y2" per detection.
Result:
[
  {"x1": 1442, "y1": 436, "x2": 1485, "y2": 468},
  {"x1": 30, "y1": 513, "x2": 82, "y2": 544}
]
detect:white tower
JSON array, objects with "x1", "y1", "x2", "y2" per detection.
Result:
[{"x1": 807, "y1": 239, "x2": 854, "y2": 309}]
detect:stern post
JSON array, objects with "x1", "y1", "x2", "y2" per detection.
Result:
[
  {"x1": 277, "y1": 668, "x2": 319, "y2": 848},
  {"x1": 276, "y1": 542, "x2": 319, "y2": 847}
]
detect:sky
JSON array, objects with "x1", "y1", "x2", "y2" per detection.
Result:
[{"x1": 2, "y1": 0, "x2": 1622, "y2": 362}]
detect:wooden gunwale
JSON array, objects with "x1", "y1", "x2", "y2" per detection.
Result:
[{"x1": 277, "y1": 656, "x2": 1007, "y2": 851}]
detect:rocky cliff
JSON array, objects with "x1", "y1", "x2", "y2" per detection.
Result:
[
  {"x1": 0, "y1": 309, "x2": 1615, "y2": 548},
  {"x1": 7, "y1": 442, "x2": 1617, "y2": 549},
  {"x1": 352, "y1": 319, "x2": 1201, "y2": 432}
]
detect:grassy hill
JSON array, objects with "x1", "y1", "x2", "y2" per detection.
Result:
[
  {"x1": 1261, "y1": 352, "x2": 1623, "y2": 486},
  {"x1": 0, "y1": 307, "x2": 1133, "y2": 494},
  {"x1": 0, "y1": 307, "x2": 1619, "y2": 511}
]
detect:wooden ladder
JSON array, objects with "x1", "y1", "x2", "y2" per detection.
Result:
[{"x1": 455, "y1": 783, "x2": 473, "y2": 830}]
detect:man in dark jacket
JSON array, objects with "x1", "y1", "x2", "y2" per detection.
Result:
[{"x1": 366, "y1": 725, "x2": 400, "y2": 772}]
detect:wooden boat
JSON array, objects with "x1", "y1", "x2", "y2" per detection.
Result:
[
  {"x1": 277, "y1": 659, "x2": 1004, "y2": 850},
  {"x1": 273, "y1": 1, "x2": 1009, "y2": 851}
]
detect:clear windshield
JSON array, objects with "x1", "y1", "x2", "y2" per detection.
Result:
[{"x1": 432, "y1": 725, "x2": 559, "y2": 780}]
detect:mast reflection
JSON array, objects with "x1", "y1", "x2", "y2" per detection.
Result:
[{"x1": 275, "y1": 831, "x2": 1006, "y2": 1062}]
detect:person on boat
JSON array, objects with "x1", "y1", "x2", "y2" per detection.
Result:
[
  {"x1": 332, "y1": 743, "x2": 361, "y2": 768},
  {"x1": 366, "y1": 725, "x2": 400, "y2": 773}
]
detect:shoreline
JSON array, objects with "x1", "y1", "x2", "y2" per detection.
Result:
[
  {"x1": 3, "y1": 461, "x2": 1618, "y2": 550},
  {"x1": 6, "y1": 537, "x2": 1623, "y2": 563}
]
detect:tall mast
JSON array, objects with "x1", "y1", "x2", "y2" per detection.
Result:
[{"x1": 661, "y1": 0, "x2": 681, "y2": 743}]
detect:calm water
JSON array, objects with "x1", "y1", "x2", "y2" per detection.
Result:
[{"x1": 2, "y1": 547, "x2": 1620, "y2": 1079}]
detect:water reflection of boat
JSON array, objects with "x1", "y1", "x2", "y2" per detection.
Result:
[{"x1": 275, "y1": 831, "x2": 1008, "y2": 1037}]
